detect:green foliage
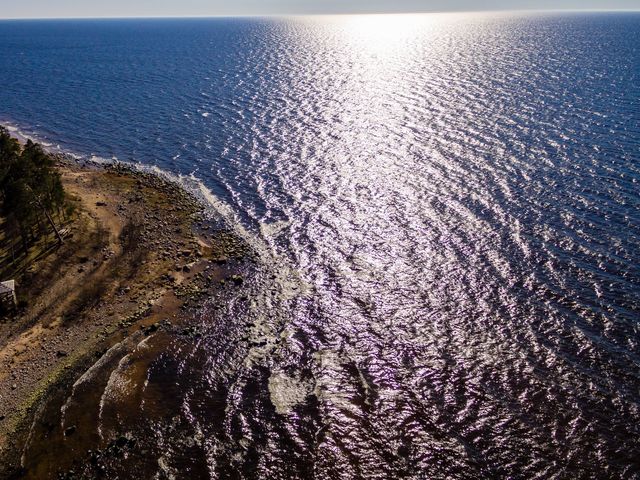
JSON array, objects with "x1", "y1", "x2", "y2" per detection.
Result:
[{"x1": 0, "y1": 126, "x2": 66, "y2": 250}]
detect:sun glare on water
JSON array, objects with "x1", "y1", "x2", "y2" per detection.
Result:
[{"x1": 340, "y1": 14, "x2": 434, "y2": 56}]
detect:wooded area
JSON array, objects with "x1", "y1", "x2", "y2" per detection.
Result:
[{"x1": 0, "y1": 127, "x2": 68, "y2": 274}]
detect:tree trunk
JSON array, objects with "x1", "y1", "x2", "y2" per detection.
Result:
[
  {"x1": 41, "y1": 205, "x2": 63, "y2": 244},
  {"x1": 26, "y1": 186, "x2": 64, "y2": 245}
]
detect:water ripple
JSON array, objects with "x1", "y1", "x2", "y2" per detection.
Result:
[{"x1": 1, "y1": 12, "x2": 639, "y2": 479}]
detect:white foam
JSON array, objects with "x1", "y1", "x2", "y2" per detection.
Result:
[
  {"x1": 95, "y1": 335, "x2": 154, "y2": 439},
  {"x1": 89, "y1": 154, "x2": 114, "y2": 164},
  {"x1": 259, "y1": 220, "x2": 290, "y2": 239},
  {"x1": 103, "y1": 355, "x2": 133, "y2": 402},
  {"x1": 1, "y1": 121, "x2": 87, "y2": 160},
  {"x1": 59, "y1": 336, "x2": 133, "y2": 430}
]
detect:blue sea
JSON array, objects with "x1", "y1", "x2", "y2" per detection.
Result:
[{"x1": 1, "y1": 12, "x2": 639, "y2": 479}]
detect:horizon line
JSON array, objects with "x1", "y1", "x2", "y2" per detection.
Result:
[{"x1": 1, "y1": 8, "x2": 639, "y2": 21}]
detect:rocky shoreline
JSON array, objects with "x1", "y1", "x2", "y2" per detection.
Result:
[{"x1": 0, "y1": 154, "x2": 250, "y2": 478}]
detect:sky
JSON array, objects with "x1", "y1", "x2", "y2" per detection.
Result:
[{"x1": 1, "y1": 0, "x2": 639, "y2": 18}]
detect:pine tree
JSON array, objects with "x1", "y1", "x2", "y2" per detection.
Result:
[{"x1": 0, "y1": 127, "x2": 67, "y2": 251}]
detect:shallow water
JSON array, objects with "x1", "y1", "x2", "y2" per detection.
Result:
[{"x1": 1, "y1": 12, "x2": 639, "y2": 479}]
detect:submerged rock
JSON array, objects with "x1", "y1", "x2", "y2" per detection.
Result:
[{"x1": 268, "y1": 372, "x2": 312, "y2": 415}]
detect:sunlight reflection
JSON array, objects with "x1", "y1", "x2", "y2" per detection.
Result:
[{"x1": 339, "y1": 14, "x2": 439, "y2": 57}]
